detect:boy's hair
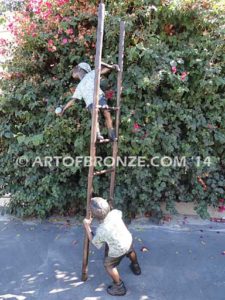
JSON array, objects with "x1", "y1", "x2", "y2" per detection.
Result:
[
  {"x1": 72, "y1": 62, "x2": 91, "y2": 75},
  {"x1": 90, "y1": 197, "x2": 110, "y2": 220},
  {"x1": 72, "y1": 65, "x2": 84, "y2": 75},
  {"x1": 78, "y1": 62, "x2": 91, "y2": 73}
]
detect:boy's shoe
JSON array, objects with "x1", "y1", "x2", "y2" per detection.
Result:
[
  {"x1": 130, "y1": 263, "x2": 141, "y2": 275},
  {"x1": 108, "y1": 128, "x2": 116, "y2": 141},
  {"x1": 107, "y1": 281, "x2": 127, "y2": 296},
  {"x1": 97, "y1": 132, "x2": 104, "y2": 141}
]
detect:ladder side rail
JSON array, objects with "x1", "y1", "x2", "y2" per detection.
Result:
[
  {"x1": 109, "y1": 21, "x2": 126, "y2": 206},
  {"x1": 115, "y1": 21, "x2": 125, "y2": 138},
  {"x1": 81, "y1": 3, "x2": 105, "y2": 282}
]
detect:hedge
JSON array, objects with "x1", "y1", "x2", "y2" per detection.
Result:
[{"x1": 0, "y1": 0, "x2": 224, "y2": 218}]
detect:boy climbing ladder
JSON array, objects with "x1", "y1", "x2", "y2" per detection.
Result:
[{"x1": 60, "y1": 61, "x2": 120, "y2": 141}]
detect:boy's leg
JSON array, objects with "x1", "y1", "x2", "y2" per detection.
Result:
[
  {"x1": 105, "y1": 265, "x2": 121, "y2": 284},
  {"x1": 98, "y1": 97, "x2": 116, "y2": 140},
  {"x1": 104, "y1": 256, "x2": 122, "y2": 284},
  {"x1": 103, "y1": 110, "x2": 113, "y2": 128},
  {"x1": 127, "y1": 249, "x2": 138, "y2": 264},
  {"x1": 102, "y1": 110, "x2": 116, "y2": 141},
  {"x1": 88, "y1": 106, "x2": 103, "y2": 140},
  {"x1": 104, "y1": 256, "x2": 127, "y2": 296},
  {"x1": 126, "y1": 249, "x2": 141, "y2": 275}
]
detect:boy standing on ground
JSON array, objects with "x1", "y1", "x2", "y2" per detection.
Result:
[
  {"x1": 60, "y1": 62, "x2": 119, "y2": 141},
  {"x1": 83, "y1": 197, "x2": 141, "y2": 296}
]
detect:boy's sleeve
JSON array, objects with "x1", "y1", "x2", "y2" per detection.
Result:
[
  {"x1": 92, "y1": 229, "x2": 104, "y2": 249},
  {"x1": 72, "y1": 86, "x2": 82, "y2": 100}
]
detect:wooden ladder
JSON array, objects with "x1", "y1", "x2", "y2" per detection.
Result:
[{"x1": 81, "y1": 3, "x2": 125, "y2": 281}]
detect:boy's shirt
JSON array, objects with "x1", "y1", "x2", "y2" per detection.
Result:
[
  {"x1": 72, "y1": 70, "x2": 104, "y2": 107},
  {"x1": 92, "y1": 209, "x2": 132, "y2": 257}
]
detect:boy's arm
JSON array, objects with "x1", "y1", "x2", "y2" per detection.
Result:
[
  {"x1": 83, "y1": 218, "x2": 104, "y2": 249},
  {"x1": 60, "y1": 98, "x2": 76, "y2": 116},
  {"x1": 101, "y1": 62, "x2": 120, "y2": 75},
  {"x1": 83, "y1": 218, "x2": 94, "y2": 242}
]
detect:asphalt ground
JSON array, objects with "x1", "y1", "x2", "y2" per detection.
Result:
[{"x1": 0, "y1": 214, "x2": 224, "y2": 300}]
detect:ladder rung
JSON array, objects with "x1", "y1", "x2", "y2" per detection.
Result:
[
  {"x1": 94, "y1": 168, "x2": 115, "y2": 176},
  {"x1": 106, "y1": 106, "x2": 119, "y2": 111},
  {"x1": 97, "y1": 138, "x2": 111, "y2": 144},
  {"x1": 96, "y1": 105, "x2": 119, "y2": 111},
  {"x1": 96, "y1": 138, "x2": 118, "y2": 144}
]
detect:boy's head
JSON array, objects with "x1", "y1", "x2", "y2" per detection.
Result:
[
  {"x1": 72, "y1": 62, "x2": 91, "y2": 80},
  {"x1": 90, "y1": 197, "x2": 110, "y2": 220}
]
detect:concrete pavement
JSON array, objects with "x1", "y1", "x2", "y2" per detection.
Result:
[{"x1": 0, "y1": 214, "x2": 225, "y2": 300}]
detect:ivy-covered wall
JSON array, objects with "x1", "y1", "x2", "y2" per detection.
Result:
[{"x1": 0, "y1": 0, "x2": 224, "y2": 218}]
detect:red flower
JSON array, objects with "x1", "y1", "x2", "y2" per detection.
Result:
[
  {"x1": 171, "y1": 66, "x2": 177, "y2": 74},
  {"x1": 57, "y1": 0, "x2": 69, "y2": 6},
  {"x1": 105, "y1": 90, "x2": 114, "y2": 100},
  {"x1": 218, "y1": 199, "x2": 225, "y2": 212},
  {"x1": 218, "y1": 206, "x2": 225, "y2": 213},
  {"x1": 35, "y1": 8, "x2": 41, "y2": 14},
  {"x1": 181, "y1": 71, "x2": 188, "y2": 81},
  {"x1": 132, "y1": 122, "x2": 141, "y2": 133},
  {"x1": 62, "y1": 38, "x2": 68, "y2": 44},
  {"x1": 42, "y1": 10, "x2": 52, "y2": 20},
  {"x1": 66, "y1": 28, "x2": 73, "y2": 35},
  {"x1": 48, "y1": 39, "x2": 54, "y2": 46},
  {"x1": 47, "y1": 40, "x2": 56, "y2": 52},
  {"x1": 45, "y1": 2, "x2": 52, "y2": 8}
]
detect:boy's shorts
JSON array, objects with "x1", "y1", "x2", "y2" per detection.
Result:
[
  {"x1": 104, "y1": 246, "x2": 133, "y2": 269},
  {"x1": 87, "y1": 96, "x2": 107, "y2": 112}
]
